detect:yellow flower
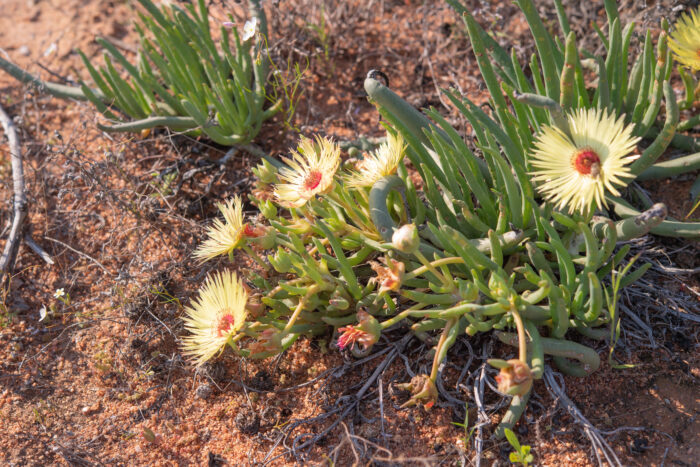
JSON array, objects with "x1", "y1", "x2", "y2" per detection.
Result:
[
  {"x1": 529, "y1": 108, "x2": 640, "y2": 214},
  {"x1": 194, "y1": 195, "x2": 251, "y2": 262},
  {"x1": 274, "y1": 135, "x2": 341, "y2": 208},
  {"x1": 345, "y1": 133, "x2": 406, "y2": 188},
  {"x1": 669, "y1": 6, "x2": 700, "y2": 71},
  {"x1": 181, "y1": 270, "x2": 248, "y2": 365}
]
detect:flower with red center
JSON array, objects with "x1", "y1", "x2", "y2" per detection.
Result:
[
  {"x1": 181, "y1": 271, "x2": 248, "y2": 365},
  {"x1": 345, "y1": 132, "x2": 406, "y2": 189},
  {"x1": 529, "y1": 108, "x2": 640, "y2": 214},
  {"x1": 668, "y1": 6, "x2": 700, "y2": 71},
  {"x1": 194, "y1": 195, "x2": 252, "y2": 262},
  {"x1": 337, "y1": 310, "x2": 381, "y2": 352},
  {"x1": 274, "y1": 135, "x2": 341, "y2": 208}
]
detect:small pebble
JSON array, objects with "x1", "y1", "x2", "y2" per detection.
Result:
[
  {"x1": 18, "y1": 45, "x2": 30, "y2": 56},
  {"x1": 195, "y1": 383, "x2": 213, "y2": 400}
]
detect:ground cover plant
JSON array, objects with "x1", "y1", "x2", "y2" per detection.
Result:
[
  {"x1": 0, "y1": 0, "x2": 697, "y2": 465},
  {"x1": 0, "y1": 0, "x2": 281, "y2": 146}
]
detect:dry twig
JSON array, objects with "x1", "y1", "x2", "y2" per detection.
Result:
[{"x1": 0, "y1": 102, "x2": 27, "y2": 283}]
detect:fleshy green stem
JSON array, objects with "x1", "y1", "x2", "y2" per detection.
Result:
[
  {"x1": 403, "y1": 257, "x2": 465, "y2": 281},
  {"x1": 636, "y1": 152, "x2": 700, "y2": 181},
  {"x1": 282, "y1": 284, "x2": 321, "y2": 333},
  {"x1": 414, "y1": 250, "x2": 454, "y2": 290},
  {"x1": 429, "y1": 318, "x2": 457, "y2": 382},
  {"x1": 0, "y1": 56, "x2": 94, "y2": 101},
  {"x1": 243, "y1": 245, "x2": 270, "y2": 271}
]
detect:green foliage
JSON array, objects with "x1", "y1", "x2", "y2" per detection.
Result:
[
  {"x1": 446, "y1": 0, "x2": 700, "y2": 238},
  {"x1": 182, "y1": 0, "x2": 699, "y2": 443},
  {"x1": 77, "y1": 0, "x2": 282, "y2": 145},
  {"x1": 504, "y1": 428, "x2": 534, "y2": 466}
]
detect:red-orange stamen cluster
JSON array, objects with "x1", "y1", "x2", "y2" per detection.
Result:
[
  {"x1": 572, "y1": 149, "x2": 601, "y2": 176},
  {"x1": 216, "y1": 313, "x2": 237, "y2": 337},
  {"x1": 304, "y1": 171, "x2": 323, "y2": 191}
]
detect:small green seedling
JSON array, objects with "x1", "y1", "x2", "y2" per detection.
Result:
[{"x1": 504, "y1": 428, "x2": 534, "y2": 466}]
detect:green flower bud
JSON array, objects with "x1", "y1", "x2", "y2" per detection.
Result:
[
  {"x1": 253, "y1": 159, "x2": 279, "y2": 184},
  {"x1": 270, "y1": 247, "x2": 293, "y2": 273},
  {"x1": 259, "y1": 200, "x2": 277, "y2": 219},
  {"x1": 392, "y1": 224, "x2": 420, "y2": 254}
]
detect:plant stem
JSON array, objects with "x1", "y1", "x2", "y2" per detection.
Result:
[
  {"x1": 414, "y1": 250, "x2": 454, "y2": 290},
  {"x1": 243, "y1": 245, "x2": 270, "y2": 271},
  {"x1": 282, "y1": 284, "x2": 320, "y2": 333},
  {"x1": 403, "y1": 256, "x2": 465, "y2": 281},
  {"x1": 430, "y1": 318, "x2": 457, "y2": 381},
  {"x1": 511, "y1": 307, "x2": 528, "y2": 363}
]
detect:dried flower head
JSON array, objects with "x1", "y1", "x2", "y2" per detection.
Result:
[
  {"x1": 274, "y1": 135, "x2": 341, "y2": 208},
  {"x1": 345, "y1": 133, "x2": 406, "y2": 189},
  {"x1": 370, "y1": 259, "x2": 405, "y2": 295},
  {"x1": 194, "y1": 195, "x2": 254, "y2": 262},
  {"x1": 491, "y1": 359, "x2": 533, "y2": 397},
  {"x1": 669, "y1": 6, "x2": 700, "y2": 71},
  {"x1": 529, "y1": 108, "x2": 640, "y2": 214},
  {"x1": 182, "y1": 271, "x2": 248, "y2": 365},
  {"x1": 396, "y1": 374, "x2": 438, "y2": 410},
  {"x1": 337, "y1": 310, "x2": 381, "y2": 352}
]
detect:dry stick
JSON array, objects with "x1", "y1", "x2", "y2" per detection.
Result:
[
  {"x1": 544, "y1": 367, "x2": 623, "y2": 467},
  {"x1": 0, "y1": 103, "x2": 27, "y2": 283},
  {"x1": 24, "y1": 234, "x2": 54, "y2": 265},
  {"x1": 291, "y1": 335, "x2": 412, "y2": 456},
  {"x1": 43, "y1": 236, "x2": 110, "y2": 274}
]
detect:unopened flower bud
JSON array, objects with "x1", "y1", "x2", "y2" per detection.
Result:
[
  {"x1": 392, "y1": 224, "x2": 419, "y2": 254},
  {"x1": 270, "y1": 247, "x2": 292, "y2": 273},
  {"x1": 248, "y1": 328, "x2": 282, "y2": 357},
  {"x1": 259, "y1": 200, "x2": 277, "y2": 219},
  {"x1": 253, "y1": 159, "x2": 279, "y2": 184}
]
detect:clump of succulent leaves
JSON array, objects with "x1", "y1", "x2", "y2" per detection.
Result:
[
  {"x1": 0, "y1": 0, "x2": 280, "y2": 145},
  {"x1": 180, "y1": 0, "x2": 698, "y2": 438},
  {"x1": 447, "y1": 0, "x2": 700, "y2": 237}
]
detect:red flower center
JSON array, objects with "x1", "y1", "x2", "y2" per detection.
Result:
[
  {"x1": 304, "y1": 171, "x2": 323, "y2": 191},
  {"x1": 216, "y1": 312, "x2": 237, "y2": 337},
  {"x1": 572, "y1": 149, "x2": 601, "y2": 176},
  {"x1": 242, "y1": 224, "x2": 261, "y2": 238}
]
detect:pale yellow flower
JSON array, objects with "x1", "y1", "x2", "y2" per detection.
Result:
[
  {"x1": 194, "y1": 195, "x2": 252, "y2": 262},
  {"x1": 669, "y1": 6, "x2": 700, "y2": 71},
  {"x1": 274, "y1": 135, "x2": 341, "y2": 208},
  {"x1": 529, "y1": 108, "x2": 640, "y2": 214},
  {"x1": 181, "y1": 270, "x2": 248, "y2": 365},
  {"x1": 345, "y1": 133, "x2": 406, "y2": 189}
]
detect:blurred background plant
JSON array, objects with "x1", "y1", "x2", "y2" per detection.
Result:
[{"x1": 0, "y1": 0, "x2": 286, "y2": 146}]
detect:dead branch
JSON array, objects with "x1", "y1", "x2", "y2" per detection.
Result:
[{"x1": 0, "y1": 102, "x2": 27, "y2": 283}]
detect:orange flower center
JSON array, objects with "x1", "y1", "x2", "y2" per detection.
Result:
[
  {"x1": 303, "y1": 171, "x2": 323, "y2": 191},
  {"x1": 216, "y1": 312, "x2": 237, "y2": 337},
  {"x1": 572, "y1": 148, "x2": 601, "y2": 176}
]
